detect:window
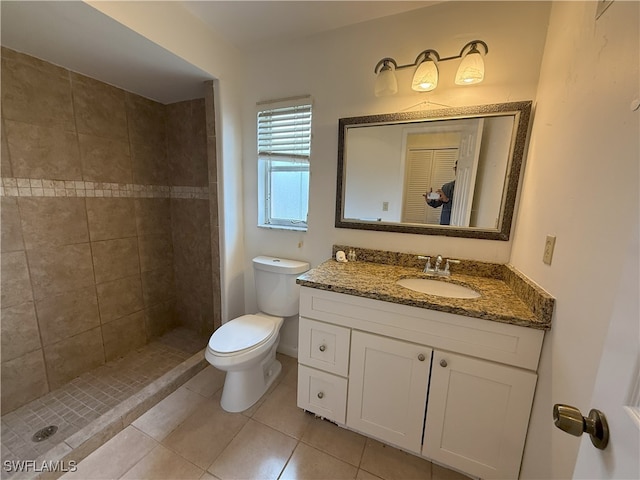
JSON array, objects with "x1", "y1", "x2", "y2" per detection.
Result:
[{"x1": 257, "y1": 98, "x2": 312, "y2": 230}]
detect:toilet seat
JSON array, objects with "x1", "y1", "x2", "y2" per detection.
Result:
[{"x1": 208, "y1": 314, "x2": 278, "y2": 356}]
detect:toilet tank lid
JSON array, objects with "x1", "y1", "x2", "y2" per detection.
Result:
[{"x1": 253, "y1": 256, "x2": 309, "y2": 274}]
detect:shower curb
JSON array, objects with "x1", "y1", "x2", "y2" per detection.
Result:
[{"x1": 9, "y1": 349, "x2": 207, "y2": 480}]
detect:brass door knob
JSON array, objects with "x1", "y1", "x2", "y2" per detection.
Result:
[{"x1": 553, "y1": 404, "x2": 609, "y2": 450}]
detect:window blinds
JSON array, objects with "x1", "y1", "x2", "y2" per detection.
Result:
[{"x1": 257, "y1": 104, "x2": 312, "y2": 159}]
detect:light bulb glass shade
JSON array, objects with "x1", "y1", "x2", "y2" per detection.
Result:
[
  {"x1": 375, "y1": 66, "x2": 398, "y2": 96},
  {"x1": 455, "y1": 49, "x2": 485, "y2": 85},
  {"x1": 411, "y1": 59, "x2": 438, "y2": 92}
]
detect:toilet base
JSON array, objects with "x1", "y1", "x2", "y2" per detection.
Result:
[{"x1": 219, "y1": 343, "x2": 282, "y2": 413}]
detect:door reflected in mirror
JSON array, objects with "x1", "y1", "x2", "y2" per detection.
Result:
[{"x1": 336, "y1": 102, "x2": 532, "y2": 240}]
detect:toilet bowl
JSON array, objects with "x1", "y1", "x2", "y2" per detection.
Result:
[
  {"x1": 206, "y1": 313, "x2": 284, "y2": 412},
  {"x1": 206, "y1": 256, "x2": 309, "y2": 412}
]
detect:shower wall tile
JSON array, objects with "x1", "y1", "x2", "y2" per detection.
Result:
[
  {"x1": 1, "y1": 251, "x2": 34, "y2": 307},
  {"x1": 0, "y1": 349, "x2": 49, "y2": 414},
  {"x1": 130, "y1": 141, "x2": 169, "y2": 185},
  {"x1": 79, "y1": 134, "x2": 132, "y2": 184},
  {"x1": 125, "y1": 93, "x2": 166, "y2": 147},
  {"x1": 0, "y1": 49, "x2": 220, "y2": 411},
  {"x1": 91, "y1": 237, "x2": 140, "y2": 284},
  {"x1": 144, "y1": 300, "x2": 176, "y2": 339},
  {"x1": 35, "y1": 287, "x2": 100, "y2": 346},
  {"x1": 86, "y1": 198, "x2": 137, "y2": 242},
  {"x1": 2, "y1": 119, "x2": 12, "y2": 177},
  {"x1": 1, "y1": 197, "x2": 24, "y2": 252},
  {"x1": 96, "y1": 275, "x2": 144, "y2": 324},
  {"x1": 171, "y1": 199, "x2": 212, "y2": 267},
  {"x1": 208, "y1": 181, "x2": 219, "y2": 228},
  {"x1": 5, "y1": 120, "x2": 81, "y2": 180},
  {"x1": 210, "y1": 226, "x2": 222, "y2": 331},
  {"x1": 43, "y1": 327, "x2": 105, "y2": 389},
  {"x1": 138, "y1": 234, "x2": 174, "y2": 273},
  {"x1": 0, "y1": 302, "x2": 41, "y2": 362},
  {"x1": 71, "y1": 72, "x2": 128, "y2": 141},
  {"x1": 166, "y1": 99, "x2": 207, "y2": 187},
  {"x1": 27, "y1": 243, "x2": 95, "y2": 300},
  {"x1": 18, "y1": 197, "x2": 89, "y2": 249},
  {"x1": 102, "y1": 311, "x2": 146, "y2": 362},
  {"x1": 141, "y1": 266, "x2": 175, "y2": 307},
  {"x1": 1, "y1": 48, "x2": 74, "y2": 131},
  {"x1": 175, "y1": 269, "x2": 213, "y2": 336},
  {"x1": 135, "y1": 198, "x2": 172, "y2": 236}
]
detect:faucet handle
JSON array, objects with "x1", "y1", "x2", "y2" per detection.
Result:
[
  {"x1": 444, "y1": 258, "x2": 460, "y2": 274},
  {"x1": 417, "y1": 255, "x2": 432, "y2": 272}
]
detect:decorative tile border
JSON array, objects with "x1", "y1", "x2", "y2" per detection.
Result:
[{"x1": 0, "y1": 177, "x2": 209, "y2": 200}]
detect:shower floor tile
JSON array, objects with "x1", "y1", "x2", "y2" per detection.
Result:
[{"x1": 0, "y1": 328, "x2": 206, "y2": 478}]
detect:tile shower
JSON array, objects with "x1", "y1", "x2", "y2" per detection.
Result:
[{"x1": 0, "y1": 46, "x2": 220, "y2": 465}]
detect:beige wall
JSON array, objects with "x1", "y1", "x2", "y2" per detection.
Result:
[
  {"x1": 511, "y1": 2, "x2": 639, "y2": 478},
  {"x1": 239, "y1": 1, "x2": 551, "y2": 330},
  {"x1": 0, "y1": 48, "x2": 219, "y2": 413}
]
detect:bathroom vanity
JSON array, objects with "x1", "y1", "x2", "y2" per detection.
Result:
[{"x1": 296, "y1": 248, "x2": 553, "y2": 480}]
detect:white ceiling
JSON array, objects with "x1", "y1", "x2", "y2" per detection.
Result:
[
  {"x1": 0, "y1": 1, "x2": 435, "y2": 104},
  {"x1": 182, "y1": 1, "x2": 438, "y2": 52}
]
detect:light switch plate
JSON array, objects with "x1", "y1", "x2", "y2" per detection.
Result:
[{"x1": 543, "y1": 235, "x2": 556, "y2": 265}]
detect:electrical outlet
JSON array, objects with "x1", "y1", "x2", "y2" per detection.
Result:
[
  {"x1": 543, "y1": 235, "x2": 556, "y2": 265},
  {"x1": 382, "y1": 201, "x2": 389, "y2": 212}
]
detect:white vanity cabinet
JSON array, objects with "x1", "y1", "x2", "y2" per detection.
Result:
[
  {"x1": 297, "y1": 287, "x2": 544, "y2": 480},
  {"x1": 424, "y1": 351, "x2": 537, "y2": 479},
  {"x1": 348, "y1": 331, "x2": 432, "y2": 453}
]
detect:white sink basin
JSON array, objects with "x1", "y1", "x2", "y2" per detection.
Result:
[{"x1": 396, "y1": 278, "x2": 481, "y2": 299}]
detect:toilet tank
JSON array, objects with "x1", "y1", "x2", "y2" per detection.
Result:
[{"x1": 253, "y1": 256, "x2": 310, "y2": 317}]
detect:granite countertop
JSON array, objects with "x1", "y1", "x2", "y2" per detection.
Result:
[{"x1": 296, "y1": 251, "x2": 554, "y2": 330}]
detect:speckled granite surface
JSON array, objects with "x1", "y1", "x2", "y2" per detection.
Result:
[{"x1": 296, "y1": 246, "x2": 555, "y2": 330}]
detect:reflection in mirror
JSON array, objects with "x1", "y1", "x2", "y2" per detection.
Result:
[{"x1": 336, "y1": 101, "x2": 532, "y2": 240}]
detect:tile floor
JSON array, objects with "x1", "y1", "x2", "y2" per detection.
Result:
[
  {"x1": 1, "y1": 328, "x2": 205, "y2": 472},
  {"x1": 61, "y1": 354, "x2": 470, "y2": 480}
]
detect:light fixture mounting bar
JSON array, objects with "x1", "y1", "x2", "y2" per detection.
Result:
[{"x1": 374, "y1": 40, "x2": 488, "y2": 73}]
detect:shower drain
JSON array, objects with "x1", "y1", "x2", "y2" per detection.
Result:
[{"x1": 32, "y1": 425, "x2": 58, "y2": 442}]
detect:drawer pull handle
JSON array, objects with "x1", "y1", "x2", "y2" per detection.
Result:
[
  {"x1": 440, "y1": 359, "x2": 448, "y2": 368},
  {"x1": 319, "y1": 344, "x2": 326, "y2": 352},
  {"x1": 317, "y1": 392, "x2": 324, "y2": 399},
  {"x1": 418, "y1": 354, "x2": 426, "y2": 362}
]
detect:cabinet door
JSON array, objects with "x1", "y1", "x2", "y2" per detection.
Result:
[
  {"x1": 347, "y1": 331, "x2": 432, "y2": 453},
  {"x1": 423, "y1": 351, "x2": 537, "y2": 480}
]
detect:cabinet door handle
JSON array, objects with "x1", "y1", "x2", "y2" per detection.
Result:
[
  {"x1": 317, "y1": 391, "x2": 324, "y2": 399},
  {"x1": 418, "y1": 354, "x2": 426, "y2": 362},
  {"x1": 439, "y1": 359, "x2": 448, "y2": 367},
  {"x1": 319, "y1": 344, "x2": 326, "y2": 352}
]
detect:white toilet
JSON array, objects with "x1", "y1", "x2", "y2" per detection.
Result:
[{"x1": 205, "y1": 255, "x2": 309, "y2": 412}]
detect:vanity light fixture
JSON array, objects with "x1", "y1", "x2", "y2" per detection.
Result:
[{"x1": 374, "y1": 40, "x2": 488, "y2": 96}]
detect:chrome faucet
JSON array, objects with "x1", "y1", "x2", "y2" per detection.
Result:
[
  {"x1": 417, "y1": 255, "x2": 459, "y2": 276},
  {"x1": 434, "y1": 255, "x2": 443, "y2": 273}
]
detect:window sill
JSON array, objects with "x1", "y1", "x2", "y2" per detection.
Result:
[{"x1": 258, "y1": 224, "x2": 307, "y2": 232}]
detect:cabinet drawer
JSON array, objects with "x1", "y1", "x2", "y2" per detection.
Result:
[
  {"x1": 297, "y1": 365, "x2": 348, "y2": 424},
  {"x1": 298, "y1": 318, "x2": 350, "y2": 376}
]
